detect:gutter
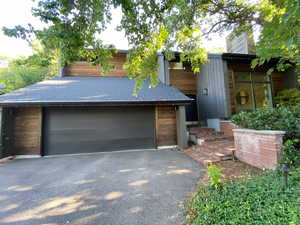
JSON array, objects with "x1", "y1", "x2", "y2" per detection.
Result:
[{"x1": 0, "y1": 100, "x2": 192, "y2": 107}]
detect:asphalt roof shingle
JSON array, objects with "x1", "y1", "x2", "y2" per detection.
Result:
[{"x1": 0, "y1": 77, "x2": 191, "y2": 106}]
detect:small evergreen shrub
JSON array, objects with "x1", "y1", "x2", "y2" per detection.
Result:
[
  {"x1": 275, "y1": 88, "x2": 300, "y2": 106},
  {"x1": 207, "y1": 165, "x2": 224, "y2": 188}
]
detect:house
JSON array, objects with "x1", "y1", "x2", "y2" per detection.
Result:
[{"x1": 0, "y1": 50, "x2": 297, "y2": 158}]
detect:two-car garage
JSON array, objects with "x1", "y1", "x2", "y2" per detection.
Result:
[
  {"x1": 0, "y1": 76, "x2": 190, "y2": 158},
  {"x1": 43, "y1": 107, "x2": 156, "y2": 155}
]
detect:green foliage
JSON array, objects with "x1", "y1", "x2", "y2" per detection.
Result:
[
  {"x1": 231, "y1": 106, "x2": 300, "y2": 141},
  {"x1": 0, "y1": 66, "x2": 51, "y2": 93},
  {"x1": 207, "y1": 165, "x2": 224, "y2": 188},
  {"x1": 231, "y1": 107, "x2": 300, "y2": 167},
  {"x1": 3, "y1": 0, "x2": 300, "y2": 92},
  {"x1": 0, "y1": 45, "x2": 57, "y2": 92},
  {"x1": 2, "y1": 0, "x2": 207, "y2": 93},
  {"x1": 185, "y1": 171, "x2": 300, "y2": 225},
  {"x1": 254, "y1": 0, "x2": 300, "y2": 75},
  {"x1": 281, "y1": 139, "x2": 300, "y2": 168},
  {"x1": 275, "y1": 89, "x2": 300, "y2": 106}
]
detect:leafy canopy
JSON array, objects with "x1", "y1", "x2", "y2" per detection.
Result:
[
  {"x1": 0, "y1": 43, "x2": 57, "y2": 93},
  {"x1": 3, "y1": 0, "x2": 300, "y2": 93}
]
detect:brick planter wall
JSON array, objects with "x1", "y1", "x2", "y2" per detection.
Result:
[
  {"x1": 220, "y1": 121, "x2": 240, "y2": 137},
  {"x1": 233, "y1": 129, "x2": 285, "y2": 170}
]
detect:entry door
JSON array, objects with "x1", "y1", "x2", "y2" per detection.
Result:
[
  {"x1": 185, "y1": 94, "x2": 199, "y2": 122},
  {"x1": 43, "y1": 107, "x2": 155, "y2": 155}
]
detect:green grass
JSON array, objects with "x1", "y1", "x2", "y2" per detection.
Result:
[{"x1": 185, "y1": 169, "x2": 300, "y2": 225}]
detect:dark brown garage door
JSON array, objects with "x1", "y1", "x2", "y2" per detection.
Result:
[{"x1": 43, "y1": 107, "x2": 155, "y2": 155}]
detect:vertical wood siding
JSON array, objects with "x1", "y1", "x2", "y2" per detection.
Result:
[
  {"x1": 169, "y1": 70, "x2": 197, "y2": 94},
  {"x1": 13, "y1": 108, "x2": 42, "y2": 155},
  {"x1": 64, "y1": 53, "x2": 127, "y2": 77},
  {"x1": 156, "y1": 106, "x2": 177, "y2": 146}
]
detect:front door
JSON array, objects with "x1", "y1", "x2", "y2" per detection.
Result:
[{"x1": 185, "y1": 94, "x2": 198, "y2": 122}]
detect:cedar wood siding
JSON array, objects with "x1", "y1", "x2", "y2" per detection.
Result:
[
  {"x1": 169, "y1": 69, "x2": 197, "y2": 95},
  {"x1": 227, "y1": 63, "x2": 285, "y2": 114},
  {"x1": 156, "y1": 106, "x2": 177, "y2": 146},
  {"x1": 64, "y1": 53, "x2": 127, "y2": 77},
  {"x1": 13, "y1": 107, "x2": 42, "y2": 155}
]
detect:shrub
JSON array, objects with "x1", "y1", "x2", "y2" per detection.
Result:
[
  {"x1": 185, "y1": 171, "x2": 300, "y2": 225},
  {"x1": 231, "y1": 107, "x2": 300, "y2": 167},
  {"x1": 231, "y1": 106, "x2": 300, "y2": 141},
  {"x1": 281, "y1": 139, "x2": 300, "y2": 167},
  {"x1": 275, "y1": 89, "x2": 300, "y2": 106},
  {"x1": 207, "y1": 165, "x2": 223, "y2": 188}
]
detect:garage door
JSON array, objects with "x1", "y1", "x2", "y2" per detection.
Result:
[{"x1": 43, "y1": 107, "x2": 155, "y2": 155}]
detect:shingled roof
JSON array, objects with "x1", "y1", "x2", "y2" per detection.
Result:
[{"x1": 0, "y1": 77, "x2": 191, "y2": 106}]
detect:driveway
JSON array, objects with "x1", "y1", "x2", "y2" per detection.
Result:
[{"x1": 0, "y1": 149, "x2": 202, "y2": 225}]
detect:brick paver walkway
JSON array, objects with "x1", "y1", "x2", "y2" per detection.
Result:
[{"x1": 183, "y1": 127, "x2": 235, "y2": 166}]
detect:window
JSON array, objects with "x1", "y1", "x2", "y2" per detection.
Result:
[{"x1": 234, "y1": 72, "x2": 272, "y2": 112}]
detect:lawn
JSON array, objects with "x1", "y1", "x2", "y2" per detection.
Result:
[{"x1": 185, "y1": 168, "x2": 300, "y2": 225}]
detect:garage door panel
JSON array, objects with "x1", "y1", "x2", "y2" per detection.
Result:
[
  {"x1": 46, "y1": 137, "x2": 153, "y2": 155},
  {"x1": 44, "y1": 107, "x2": 155, "y2": 155}
]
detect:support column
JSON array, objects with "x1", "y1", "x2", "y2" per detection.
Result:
[{"x1": 176, "y1": 105, "x2": 188, "y2": 148}]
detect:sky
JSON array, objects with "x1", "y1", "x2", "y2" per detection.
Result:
[{"x1": 0, "y1": 0, "x2": 227, "y2": 58}]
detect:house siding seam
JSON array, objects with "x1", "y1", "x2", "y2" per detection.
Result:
[{"x1": 13, "y1": 107, "x2": 42, "y2": 155}]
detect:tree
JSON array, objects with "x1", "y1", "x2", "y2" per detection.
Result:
[
  {"x1": 3, "y1": 0, "x2": 300, "y2": 94},
  {"x1": 0, "y1": 43, "x2": 57, "y2": 92}
]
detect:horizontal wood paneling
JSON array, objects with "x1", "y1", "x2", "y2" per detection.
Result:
[
  {"x1": 13, "y1": 108, "x2": 42, "y2": 155},
  {"x1": 170, "y1": 69, "x2": 197, "y2": 94},
  {"x1": 156, "y1": 106, "x2": 177, "y2": 146},
  {"x1": 64, "y1": 53, "x2": 127, "y2": 77}
]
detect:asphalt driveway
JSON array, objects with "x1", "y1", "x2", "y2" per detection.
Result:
[{"x1": 0, "y1": 149, "x2": 202, "y2": 225}]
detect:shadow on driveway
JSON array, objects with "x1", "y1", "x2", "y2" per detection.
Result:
[{"x1": 0, "y1": 149, "x2": 202, "y2": 225}]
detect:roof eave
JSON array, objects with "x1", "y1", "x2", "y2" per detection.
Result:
[{"x1": 0, "y1": 100, "x2": 192, "y2": 107}]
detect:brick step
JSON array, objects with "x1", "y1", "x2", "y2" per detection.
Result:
[
  {"x1": 197, "y1": 135, "x2": 234, "y2": 142},
  {"x1": 183, "y1": 139, "x2": 236, "y2": 166}
]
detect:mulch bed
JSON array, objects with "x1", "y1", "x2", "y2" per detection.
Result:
[{"x1": 200, "y1": 160, "x2": 263, "y2": 185}]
